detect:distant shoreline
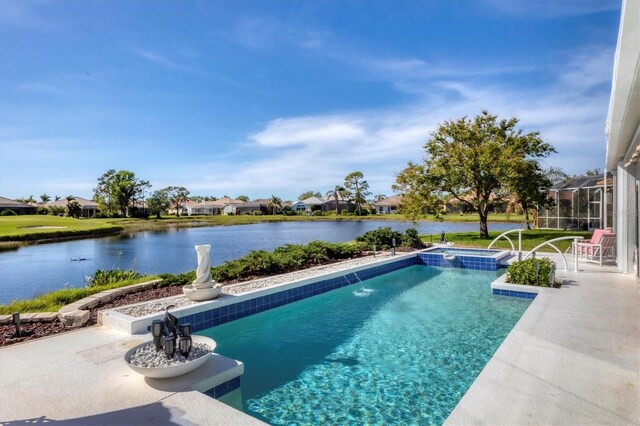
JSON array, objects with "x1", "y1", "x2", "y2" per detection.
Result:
[{"x1": 0, "y1": 213, "x2": 526, "y2": 249}]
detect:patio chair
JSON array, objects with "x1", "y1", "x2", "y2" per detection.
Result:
[{"x1": 576, "y1": 233, "x2": 616, "y2": 266}]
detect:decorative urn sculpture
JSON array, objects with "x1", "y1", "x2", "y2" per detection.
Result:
[{"x1": 182, "y1": 245, "x2": 222, "y2": 301}]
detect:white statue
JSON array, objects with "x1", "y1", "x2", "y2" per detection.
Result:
[
  {"x1": 183, "y1": 244, "x2": 221, "y2": 301},
  {"x1": 193, "y1": 245, "x2": 213, "y2": 285}
]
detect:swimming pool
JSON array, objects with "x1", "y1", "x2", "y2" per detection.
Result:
[{"x1": 199, "y1": 265, "x2": 531, "y2": 425}]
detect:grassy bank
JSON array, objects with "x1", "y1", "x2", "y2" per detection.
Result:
[
  {"x1": 0, "y1": 213, "x2": 526, "y2": 242},
  {"x1": 0, "y1": 275, "x2": 157, "y2": 314},
  {"x1": 423, "y1": 229, "x2": 592, "y2": 252},
  {"x1": 0, "y1": 216, "x2": 123, "y2": 242}
]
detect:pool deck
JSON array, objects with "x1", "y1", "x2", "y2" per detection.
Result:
[
  {"x1": 446, "y1": 255, "x2": 640, "y2": 425},
  {"x1": 1, "y1": 253, "x2": 638, "y2": 425}
]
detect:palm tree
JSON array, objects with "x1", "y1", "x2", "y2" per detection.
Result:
[
  {"x1": 268, "y1": 195, "x2": 282, "y2": 215},
  {"x1": 326, "y1": 186, "x2": 349, "y2": 215},
  {"x1": 40, "y1": 194, "x2": 51, "y2": 205}
]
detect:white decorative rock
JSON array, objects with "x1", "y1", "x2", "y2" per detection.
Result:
[{"x1": 124, "y1": 335, "x2": 217, "y2": 378}]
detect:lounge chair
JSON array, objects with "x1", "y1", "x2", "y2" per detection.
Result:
[{"x1": 575, "y1": 231, "x2": 616, "y2": 266}]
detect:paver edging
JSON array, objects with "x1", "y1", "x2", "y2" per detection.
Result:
[{"x1": 56, "y1": 279, "x2": 161, "y2": 326}]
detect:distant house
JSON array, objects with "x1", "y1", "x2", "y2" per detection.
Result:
[
  {"x1": 0, "y1": 196, "x2": 37, "y2": 215},
  {"x1": 291, "y1": 196, "x2": 326, "y2": 214},
  {"x1": 182, "y1": 197, "x2": 246, "y2": 216},
  {"x1": 47, "y1": 196, "x2": 98, "y2": 217},
  {"x1": 291, "y1": 196, "x2": 352, "y2": 215},
  {"x1": 375, "y1": 195, "x2": 403, "y2": 214}
]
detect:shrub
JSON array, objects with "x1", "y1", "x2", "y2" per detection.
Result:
[
  {"x1": 356, "y1": 227, "x2": 403, "y2": 250},
  {"x1": 37, "y1": 207, "x2": 49, "y2": 215},
  {"x1": 506, "y1": 258, "x2": 556, "y2": 287},
  {"x1": 209, "y1": 241, "x2": 365, "y2": 282},
  {"x1": 157, "y1": 271, "x2": 196, "y2": 287},
  {"x1": 88, "y1": 268, "x2": 144, "y2": 287},
  {"x1": 0, "y1": 209, "x2": 17, "y2": 216},
  {"x1": 401, "y1": 228, "x2": 424, "y2": 249},
  {"x1": 312, "y1": 210, "x2": 324, "y2": 216},
  {"x1": 48, "y1": 206, "x2": 65, "y2": 216},
  {"x1": 252, "y1": 211, "x2": 263, "y2": 216},
  {"x1": 341, "y1": 209, "x2": 348, "y2": 215}
]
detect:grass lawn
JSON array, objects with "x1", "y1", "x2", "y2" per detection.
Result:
[
  {"x1": 0, "y1": 216, "x2": 123, "y2": 241},
  {"x1": 423, "y1": 229, "x2": 593, "y2": 252},
  {"x1": 0, "y1": 275, "x2": 157, "y2": 314},
  {"x1": 0, "y1": 213, "x2": 526, "y2": 241}
]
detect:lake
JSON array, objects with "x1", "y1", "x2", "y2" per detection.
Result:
[{"x1": 0, "y1": 220, "x2": 521, "y2": 303}]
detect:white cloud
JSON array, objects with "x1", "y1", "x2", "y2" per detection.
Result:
[{"x1": 167, "y1": 45, "x2": 613, "y2": 199}]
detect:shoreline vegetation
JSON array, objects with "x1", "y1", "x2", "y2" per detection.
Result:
[
  {"x1": 0, "y1": 227, "x2": 590, "y2": 315},
  {"x1": 0, "y1": 213, "x2": 526, "y2": 248}
]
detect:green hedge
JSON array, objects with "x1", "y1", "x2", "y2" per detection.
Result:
[
  {"x1": 506, "y1": 258, "x2": 556, "y2": 287},
  {"x1": 355, "y1": 227, "x2": 425, "y2": 250}
]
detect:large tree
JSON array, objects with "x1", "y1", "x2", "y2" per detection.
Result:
[
  {"x1": 400, "y1": 111, "x2": 555, "y2": 237},
  {"x1": 544, "y1": 166, "x2": 569, "y2": 184},
  {"x1": 326, "y1": 186, "x2": 349, "y2": 215},
  {"x1": 344, "y1": 171, "x2": 371, "y2": 216},
  {"x1": 93, "y1": 169, "x2": 150, "y2": 217},
  {"x1": 236, "y1": 195, "x2": 250, "y2": 202},
  {"x1": 40, "y1": 194, "x2": 51, "y2": 204},
  {"x1": 164, "y1": 186, "x2": 190, "y2": 217},
  {"x1": 146, "y1": 190, "x2": 170, "y2": 219},
  {"x1": 392, "y1": 162, "x2": 444, "y2": 220}
]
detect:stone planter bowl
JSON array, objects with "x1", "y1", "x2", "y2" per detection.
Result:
[{"x1": 124, "y1": 335, "x2": 217, "y2": 379}]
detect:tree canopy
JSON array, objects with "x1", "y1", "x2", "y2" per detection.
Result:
[
  {"x1": 298, "y1": 191, "x2": 321, "y2": 200},
  {"x1": 93, "y1": 169, "x2": 150, "y2": 217},
  {"x1": 326, "y1": 186, "x2": 349, "y2": 215},
  {"x1": 397, "y1": 111, "x2": 556, "y2": 237},
  {"x1": 344, "y1": 171, "x2": 371, "y2": 215}
]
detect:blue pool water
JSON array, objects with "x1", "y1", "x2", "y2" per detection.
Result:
[{"x1": 199, "y1": 265, "x2": 531, "y2": 425}]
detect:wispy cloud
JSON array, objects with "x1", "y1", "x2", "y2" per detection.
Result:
[
  {"x1": 166, "y1": 45, "x2": 613, "y2": 198},
  {"x1": 132, "y1": 48, "x2": 202, "y2": 74},
  {"x1": 15, "y1": 82, "x2": 61, "y2": 94}
]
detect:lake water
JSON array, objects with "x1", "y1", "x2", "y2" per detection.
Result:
[{"x1": 0, "y1": 220, "x2": 520, "y2": 303}]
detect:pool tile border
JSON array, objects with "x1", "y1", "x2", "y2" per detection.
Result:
[{"x1": 177, "y1": 255, "x2": 418, "y2": 333}]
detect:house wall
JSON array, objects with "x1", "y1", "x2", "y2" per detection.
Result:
[{"x1": 615, "y1": 156, "x2": 639, "y2": 275}]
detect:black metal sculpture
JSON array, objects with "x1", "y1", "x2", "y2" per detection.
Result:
[{"x1": 150, "y1": 305, "x2": 192, "y2": 359}]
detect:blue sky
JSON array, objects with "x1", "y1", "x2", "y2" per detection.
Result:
[{"x1": 0, "y1": 0, "x2": 621, "y2": 201}]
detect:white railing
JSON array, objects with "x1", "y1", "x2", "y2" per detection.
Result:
[
  {"x1": 488, "y1": 229, "x2": 523, "y2": 259},
  {"x1": 523, "y1": 236, "x2": 584, "y2": 272}
]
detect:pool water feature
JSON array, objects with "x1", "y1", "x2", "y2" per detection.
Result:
[{"x1": 199, "y1": 265, "x2": 531, "y2": 425}]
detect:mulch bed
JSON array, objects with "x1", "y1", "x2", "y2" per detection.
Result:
[
  {"x1": 0, "y1": 285, "x2": 185, "y2": 348},
  {"x1": 1, "y1": 320, "x2": 70, "y2": 347}
]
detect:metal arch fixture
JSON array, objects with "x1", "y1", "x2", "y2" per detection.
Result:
[
  {"x1": 523, "y1": 236, "x2": 584, "y2": 271},
  {"x1": 488, "y1": 229, "x2": 523, "y2": 255}
]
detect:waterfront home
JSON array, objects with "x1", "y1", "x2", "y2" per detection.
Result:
[
  {"x1": 47, "y1": 196, "x2": 98, "y2": 217},
  {"x1": 291, "y1": 195, "x2": 352, "y2": 214},
  {"x1": 0, "y1": 196, "x2": 37, "y2": 215},
  {"x1": 375, "y1": 195, "x2": 403, "y2": 214}
]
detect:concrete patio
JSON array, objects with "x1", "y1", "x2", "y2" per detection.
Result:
[{"x1": 0, "y1": 255, "x2": 638, "y2": 425}]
